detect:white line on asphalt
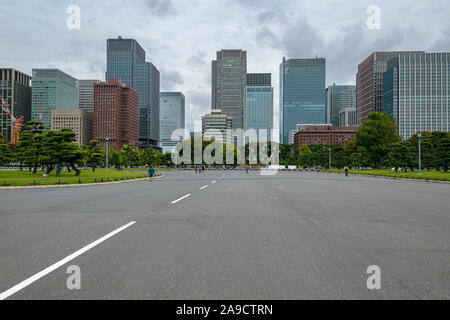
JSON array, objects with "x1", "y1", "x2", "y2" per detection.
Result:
[
  {"x1": 212, "y1": 180, "x2": 217, "y2": 184},
  {"x1": 200, "y1": 185, "x2": 208, "y2": 190},
  {"x1": 171, "y1": 194, "x2": 192, "y2": 204},
  {"x1": 0, "y1": 221, "x2": 137, "y2": 300}
]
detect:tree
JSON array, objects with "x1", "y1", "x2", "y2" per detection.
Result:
[
  {"x1": 435, "y1": 136, "x2": 450, "y2": 172},
  {"x1": 298, "y1": 145, "x2": 312, "y2": 167},
  {"x1": 0, "y1": 133, "x2": 12, "y2": 166},
  {"x1": 141, "y1": 147, "x2": 158, "y2": 167},
  {"x1": 355, "y1": 112, "x2": 400, "y2": 168},
  {"x1": 16, "y1": 121, "x2": 45, "y2": 174},
  {"x1": 84, "y1": 140, "x2": 103, "y2": 172},
  {"x1": 386, "y1": 141, "x2": 413, "y2": 173}
]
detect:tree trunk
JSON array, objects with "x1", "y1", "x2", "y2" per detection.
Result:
[
  {"x1": 46, "y1": 165, "x2": 54, "y2": 175},
  {"x1": 70, "y1": 162, "x2": 81, "y2": 176},
  {"x1": 33, "y1": 163, "x2": 38, "y2": 174}
]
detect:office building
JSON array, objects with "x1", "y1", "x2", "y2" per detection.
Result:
[
  {"x1": 383, "y1": 52, "x2": 449, "y2": 139},
  {"x1": 79, "y1": 80, "x2": 102, "y2": 113},
  {"x1": 212, "y1": 49, "x2": 247, "y2": 129},
  {"x1": 93, "y1": 79, "x2": 139, "y2": 150},
  {"x1": 106, "y1": 37, "x2": 160, "y2": 149},
  {"x1": 326, "y1": 85, "x2": 356, "y2": 126},
  {"x1": 246, "y1": 73, "x2": 273, "y2": 142},
  {"x1": 280, "y1": 57, "x2": 326, "y2": 144},
  {"x1": 202, "y1": 110, "x2": 232, "y2": 143},
  {"x1": 0, "y1": 68, "x2": 32, "y2": 142},
  {"x1": 294, "y1": 126, "x2": 358, "y2": 150},
  {"x1": 160, "y1": 92, "x2": 185, "y2": 153},
  {"x1": 31, "y1": 69, "x2": 79, "y2": 130},
  {"x1": 51, "y1": 109, "x2": 92, "y2": 146},
  {"x1": 339, "y1": 107, "x2": 357, "y2": 126},
  {"x1": 356, "y1": 51, "x2": 424, "y2": 126}
]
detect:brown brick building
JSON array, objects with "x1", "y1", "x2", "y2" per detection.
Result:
[
  {"x1": 93, "y1": 79, "x2": 138, "y2": 150},
  {"x1": 294, "y1": 126, "x2": 359, "y2": 150}
]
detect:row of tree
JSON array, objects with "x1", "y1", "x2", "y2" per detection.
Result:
[
  {"x1": 0, "y1": 121, "x2": 174, "y2": 175},
  {"x1": 280, "y1": 113, "x2": 450, "y2": 172}
]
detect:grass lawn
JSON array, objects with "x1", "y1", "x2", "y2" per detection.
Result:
[
  {"x1": 0, "y1": 169, "x2": 151, "y2": 187},
  {"x1": 124, "y1": 167, "x2": 172, "y2": 172},
  {"x1": 324, "y1": 169, "x2": 450, "y2": 182}
]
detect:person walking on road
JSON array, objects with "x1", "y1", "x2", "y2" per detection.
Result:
[
  {"x1": 344, "y1": 166, "x2": 349, "y2": 177},
  {"x1": 149, "y1": 165, "x2": 155, "y2": 182},
  {"x1": 246, "y1": 166, "x2": 249, "y2": 174}
]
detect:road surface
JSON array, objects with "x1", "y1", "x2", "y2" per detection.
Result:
[{"x1": 0, "y1": 170, "x2": 449, "y2": 299}]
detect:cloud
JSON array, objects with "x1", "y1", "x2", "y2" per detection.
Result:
[
  {"x1": 430, "y1": 24, "x2": 450, "y2": 52},
  {"x1": 160, "y1": 68, "x2": 184, "y2": 90},
  {"x1": 142, "y1": 0, "x2": 177, "y2": 16},
  {"x1": 187, "y1": 51, "x2": 208, "y2": 68}
]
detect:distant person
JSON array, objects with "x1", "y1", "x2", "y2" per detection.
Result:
[
  {"x1": 344, "y1": 167, "x2": 349, "y2": 177},
  {"x1": 246, "y1": 166, "x2": 249, "y2": 174},
  {"x1": 149, "y1": 165, "x2": 155, "y2": 182}
]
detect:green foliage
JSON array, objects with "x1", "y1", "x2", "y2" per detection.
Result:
[
  {"x1": 84, "y1": 140, "x2": 103, "y2": 172},
  {"x1": 355, "y1": 112, "x2": 401, "y2": 168},
  {"x1": 0, "y1": 133, "x2": 13, "y2": 166}
]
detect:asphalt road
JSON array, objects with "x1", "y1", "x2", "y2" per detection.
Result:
[{"x1": 0, "y1": 170, "x2": 449, "y2": 300}]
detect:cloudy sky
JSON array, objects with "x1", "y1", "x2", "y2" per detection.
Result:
[{"x1": 1, "y1": 0, "x2": 449, "y2": 130}]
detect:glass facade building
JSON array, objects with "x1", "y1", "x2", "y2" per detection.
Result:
[
  {"x1": 279, "y1": 57, "x2": 326, "y2": 144},
  {"x1": 383, "y1": 52, "x2": 450, "y2": 139},
  {"x1": 0, "y1": 68, "x2": 32, "y2": 142},
  {"x1": 79, "y1": 79, "x2": 101, "y2": 113},
  {"x1": 356, "y1": 51, "x2": 424, "y2": 126},
  {"x1": 326, "y1": 85, "x2": 356, "y2": 126},
  {"x1": 106, "y1": 37, "x2": 160, "y2": 149},
  {"x1": 31, "y1": 69, "x2": 78, "y2": 130},
  {"x1": 246, "y1": 73, "x2": 273, "y2": 142},
  {"x1": 160, "y1": 92, "x2": 185, "y2": 153},
  {"x1": 212, "y1": 50, "x2": 247, "y2": 129}
]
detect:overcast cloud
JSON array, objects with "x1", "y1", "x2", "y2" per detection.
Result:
[{"x1": 1, "y1": 0, "x2": 449, "y2": 130}]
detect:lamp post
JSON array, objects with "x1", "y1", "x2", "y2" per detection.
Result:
[
  {"x1": 105, "y1": 137, "x2": 110, "y2": 171},
  {"x1": 329, "y1": 147, "x2": 332, "y2": 170},
  {"x1": 418, "y1": 133, "x2": 422, "y2": 176}
]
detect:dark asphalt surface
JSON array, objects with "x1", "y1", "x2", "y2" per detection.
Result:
[{"x1": 0, "y1": 170, "x2": 449, "y2": 300}]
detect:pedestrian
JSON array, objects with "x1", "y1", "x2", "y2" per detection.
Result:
[
  {"x1": 246, "y1": 166, "x2": 249, "y2": 174},
  {"x1": 149, "y1": 165, "x2": 155, "y2": 182},
  {"x1": 344, "y1": 166, "x2": 349, "y2": 177}
]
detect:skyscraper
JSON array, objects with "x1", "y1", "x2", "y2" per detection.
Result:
[
  {"x1": 160, "y1": 92, "x2": 185, "y2": 153},
  {"x1": 106, "y1": 37, "x2": 160, "y2": 149},
  {"x1": 356, "y1": 51, "x2": 424, "y2": 126},
  {"x1": 202, "y1": 110, "x2": 233, "y2": 144},
  {"x1": 326, "y1": 85, "x2": 356, "y2": 126},
  {"x1": 0, "y1": 68, "x2": 32, "y2": 142},
  {"x1": 246, "y1": 73, "x2": 273, "y2": 142},
  {"x1": 212, "y1": 49, "x2": 247, "y2": 129},
  {"x1": 279, "y1": 57, "x2": 326, "y2": 144},
  {"x1": 79, "y1": 80, "x2": 101, "y2": 113},
  {"x1": 31, "y1": 69, "x2": 78, "y2": 130},
  {"x1": 93, "y1": 79, "x2": 139, "y2": 150},
  {"x1": 383, "y1": 52, "x2": 449, "y2": 139}
]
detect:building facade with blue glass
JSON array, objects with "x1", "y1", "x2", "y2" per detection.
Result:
[
  {"x1": 31, "y1": 69, "x2": 78, "y2": 130},
  {"x1": 326, "y1": 84, "x2": 356, "y2": 126},
  {"x1": 106, "y1": 37, "x2": 160, "y2": 149},
  {"x1": 246, "y1": 73, "x2": 273, "y2": 142},
  {"x1": 160, "y1": 92, "x2": 185, "y2": 153},
  {"x1": 279, "y1": 57, "x2": 326, "y2": 144},
  {"x1": 383, "y1": 52, "x2": 449, "y2": 139}
]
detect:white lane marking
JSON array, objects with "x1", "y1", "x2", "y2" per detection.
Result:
[
  {"x1": 200, "y1": 185, "x2": 208, "y2": 190},
  {"x1": 171, "y1": 194, "x2": 191, "y2": 204},
  {"x1": 0, "y1": 221, "x2": 137, "y2": 300},
  {"x1": 211, "y1": 180, "x2": 217, "y2": 184}
]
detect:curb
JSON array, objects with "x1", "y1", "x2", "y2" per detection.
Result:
[
  {"x1": 0, "y1": 175, "x2": 165, "y2": 190},
  {"x1": 326, "y1": 172, "x2": 450, "y2": 184}
]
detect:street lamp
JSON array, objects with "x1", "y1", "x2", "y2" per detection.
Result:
[
  {"x1": 418, "y1": 133, "x2": 422, "y2": 176},
  {"x1": 329, "y1": 147, "x2": 332, "y2": 170},
  {"x1": 105, "y1": 137, "x2": 110, "y2": 171}
]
